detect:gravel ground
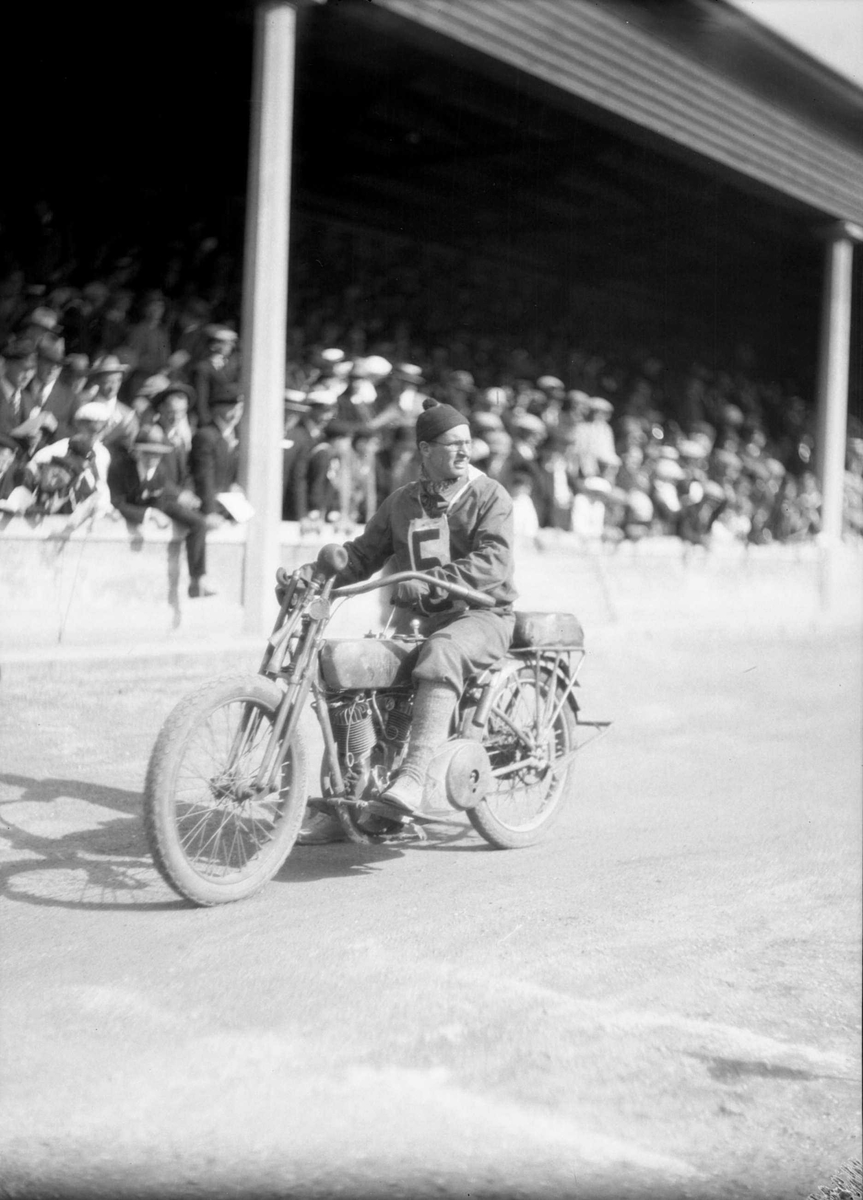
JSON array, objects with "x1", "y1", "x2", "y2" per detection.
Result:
[{"x1": 0, "y1": 624, "x2": 860, "y2": 1200}]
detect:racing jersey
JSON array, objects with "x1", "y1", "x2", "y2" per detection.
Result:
[{"x1": 338, "y1": 465, "x2": 517, "y2": 609}]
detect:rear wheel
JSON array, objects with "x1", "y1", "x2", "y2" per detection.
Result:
[
  {"x1": 144, "y1": 674, "x2": 307, "y2": 905},
  {"x1": 467, "y1": 662, "x2": 576, "y2": 849}
]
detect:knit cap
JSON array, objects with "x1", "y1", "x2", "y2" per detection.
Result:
[{"x1": 415, "y1": 398, "x2": 467, "y2": 444}]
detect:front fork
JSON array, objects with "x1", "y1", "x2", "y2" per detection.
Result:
[{"x1": 250, "y1": 586, "x2": 339, "y2": 798}]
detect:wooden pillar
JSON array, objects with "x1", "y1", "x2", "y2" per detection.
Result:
[
  {"x1": 239, "y1": 1, "x2": 320, "y2": 636},
  {"x1": 814, "y1": 221, "x2": 862, "y2": 609}
]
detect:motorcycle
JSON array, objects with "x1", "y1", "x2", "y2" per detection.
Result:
[{"x1": 143, "y1": 545, "x2": 610, "y2": 906}]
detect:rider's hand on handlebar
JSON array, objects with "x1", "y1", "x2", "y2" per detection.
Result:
[{"x1": 393, "y1": 578, "x2": 431, "y2": 607}]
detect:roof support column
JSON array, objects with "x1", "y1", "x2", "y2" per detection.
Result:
[
  {"x1": 814, "y1": 221, "x2": 862, "y2": 609},
  {"x1": 815, "y1": 221, "x2": 862, "y2": 540},
  {"x1": 239, "y1": 1, "x2": 309, "y2": 636}
]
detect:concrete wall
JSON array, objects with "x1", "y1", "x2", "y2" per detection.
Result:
[{"x1": 1, "y1": 514, "x2": 860, "y2": 658}]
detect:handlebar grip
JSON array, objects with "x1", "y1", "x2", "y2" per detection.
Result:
[
  {"x1": 315, "y1": 543, "x2": 349, "y2": 578},
  {"x1": 442, "y1": 582, "x2": 496, "y2": 608}
]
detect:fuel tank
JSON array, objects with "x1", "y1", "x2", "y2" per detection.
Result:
[{"x1": 319, "y1": 638, "x2": 419, "y2": 691}]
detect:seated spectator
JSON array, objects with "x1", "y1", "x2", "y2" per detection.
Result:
[
  {"x1": 0, "y1": 337, "x2": 39, "y2": 439},
  {"x1": 622, "y1": 487, "x2": 654, "y2": 541},
  {"x1": 440, "y1": 369, "x2": 475, "y2": 415},
  {"x1": 510, "y1": 469, "x2": 541, "y2": 539},
  {"x1": 541, "y1": 432, "x2": 577, "y2": 531},
  {"x1": 109, "y1": 425, "x2": 215, "y2": 598},
  {"x1": 572, "y1": 476, "x2": 612, "y2": 540},
  {"x1": 59, "y1": 353, "x2": 92, "y2": 399},
  {"x1": 281, "y1": 393, "x2": 335, "y2": 522},
  {"x1": 678, "y1": 480, "x2": 727, "y2": 546},
  {"x1": 18, "y1": 306, "x2": 63, "y2": 352},
  {"x1": 842, "y1": 442, "x2": 862, "y2": 538},
  {"x1": 23, "y1": 401, "x2": 115, "y2": 521},
  {"x1": 22, "y1": 339, "x2": 87, "y2": 440},
  {"x1": 86, "y1": 354, "x2": 140, "y2": 451},
  {"x1": 507, "y1": 411, "x2": 549, "y2": 521},
  {"x1": 475, "y1": 427, "x2": 514, "y2": 490},
  {"x1": 387, "y1": 362, "x2": 427, "y2": 425},
  {"x1": 129, "y1": 372, "x2": 173, "y2": 420},
  {"x1": 347, "y1": 428, "x2": 381, "y2": 524},
  {"x1": 330, "y1": 356, "x2": 391, "y2": 437},
  {"x1": 124, "y1": 291, "x2": 172, "y2": 400},
  {"x1": 602, "y1": 486, "x2": 630, "y2": 543},
  {"x1": 92, "y1": 290, "x2": 134, "y2": 354},
  {"x1": 536, "y1": 375, "x2": 566, "y2": 424},
  {"x1": 746, "y1": 460, "x2": 781, "y2": 545},
  {"x1": 571, "y1": 396, "x2": 618, "y2": 480},
  {"x1": 150, "y1": 383, "x2": 196, "y2": 485},
  {"x1": 650, "y1": 454, "x2": 685, "y2": 535},
  {"x1": 171, "y1": 296, "x2": 212, "y2": 362},
  {"x1": 379, "y1": 423, "x2": 420, "y2": 494},
  {"x1": 188, "y1": 325, "x2": 240, "y2": 425},
  {"x1": 189, "y1": 386, "x2": 245, "y2": 521},
  {"x1": 14, "y1": 452, "x2": 94, "y2": 517},
  {"x1": 60, "y1": 282, "x2": 110, "y2": 356},
  {"x1": 797, "y1": 470, "x2": 823, "y2": 538}
]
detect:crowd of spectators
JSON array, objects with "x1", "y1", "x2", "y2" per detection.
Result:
[
  {"x1": 0, "y1": 281, "x2": 246, "y2": 598},
  {"x1": 2, "y1": 269, "x2": 862, "y2": 577}
]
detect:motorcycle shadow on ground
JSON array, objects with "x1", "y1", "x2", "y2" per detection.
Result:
[
  {"x1": 279, "y1": 818, "x2": 491, "y2": 884},
  {"x1": 0, "y1": 774, "x2": 495, "y2": 906},
  {"x1": 0, "y1": 772, "x2": 187, "y2": 912}
]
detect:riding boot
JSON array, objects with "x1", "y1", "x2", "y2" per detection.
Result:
[{"x1": 372, "y1": 681, "x2": 457, "y2": 817}]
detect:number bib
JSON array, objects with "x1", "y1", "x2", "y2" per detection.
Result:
[{"x1": 407, "y1": 515, "x2": 451, "y2": 613}]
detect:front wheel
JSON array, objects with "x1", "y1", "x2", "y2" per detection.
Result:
[
  {"x1": 466, "y1": 662, "x2": 576, "y2": 849},
  {"x1": 144, "y1": 674, "x2": 307, "y2": 905}
]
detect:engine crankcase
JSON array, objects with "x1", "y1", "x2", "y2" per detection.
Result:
[{"x1": 423, "y1": 739, "x2": 492, "y2": 811}]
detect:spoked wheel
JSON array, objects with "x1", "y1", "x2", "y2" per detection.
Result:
[
  {"x1": 144, "y1": 674, "x2": 307, "y2": 905},
  {"x1": 466, "y1": 661, "x2": 576, "y2": 849}
]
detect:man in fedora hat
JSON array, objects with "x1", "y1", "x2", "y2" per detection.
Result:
[
  {"x1": 19, "y1": 306, "x2": 62, "y2": 351},
  {"x1": 87, "y1": 354, "x2": 139, "y2": 451},
  {"x1": 297, "y1": 397, "x2": 517, "y2": 843},
  {"x1": 108, "y1": 425, "x2": 215, "y2": 598},
  {"x1": 188, "y1": 325, "x2": 240, "y2": 425},
  {"x1": 281, "y1": 391, "x2": 335, "y2": 523},
  {"x1": 189, "y1": 385, "x2": 245, "y2": 528},
  {"x1": 20, "y1": 337, "x2": 87, "y2": 442},
  {"x1": 0, "y1": 337, "x2": 39, "y2": 439},
  {"x1": 150, "y1": 382, "x2": 196, "y2": 490}
]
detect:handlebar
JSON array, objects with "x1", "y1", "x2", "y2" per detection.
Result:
[{"x1": 333, "y1": 570, "x2": 495, "y2": 609}]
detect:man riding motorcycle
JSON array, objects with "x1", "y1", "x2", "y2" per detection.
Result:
[{"x1": 300, "y1": 397, "x2": 517, "y2": 843}]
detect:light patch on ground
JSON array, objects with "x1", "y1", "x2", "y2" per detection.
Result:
[
  {"x1": 0, "y1": 836, "x2": 42, "y2": 862},
  {"x1": 1, "y1": 796, "x2": 131, "y2": 839},
  {"x1": 457, "y1": 969, "x2": 856, "y2": 1074},
  {"x1": 3, "y1": 1036, "x2": 702, "y2": 1188},
  {"x1": 342, "y1": 1063, "x2": 704, "y2": 1177}
]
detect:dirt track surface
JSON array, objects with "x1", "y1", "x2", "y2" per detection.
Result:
[{"x1": 0, "y1": 625, "x2": 860, "y2": 1200}]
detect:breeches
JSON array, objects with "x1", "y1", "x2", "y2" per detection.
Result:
[{"x1": 398, "y1": 607, "x2": 516, "y2": 695}]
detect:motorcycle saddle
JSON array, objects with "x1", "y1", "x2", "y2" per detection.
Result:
[{"x1": 511, "y1": 611, "x2": 584, "y2": 650}]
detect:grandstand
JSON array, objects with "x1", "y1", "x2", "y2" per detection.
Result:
[{"x1": 1, "y1": 0, "x2": 861, "y2": 644}]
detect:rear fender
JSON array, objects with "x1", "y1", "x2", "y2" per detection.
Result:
[{"x1": 460, "y1": 653, "x2": 581, "y2": 739}]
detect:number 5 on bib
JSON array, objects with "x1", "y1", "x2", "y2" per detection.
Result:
[{"x1": 408, "y1": 516, "x2": 451, "y2": 613}]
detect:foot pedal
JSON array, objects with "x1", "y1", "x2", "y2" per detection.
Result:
[{"x1": 410, "y1": 809, "x2": 466, "y2": 829}]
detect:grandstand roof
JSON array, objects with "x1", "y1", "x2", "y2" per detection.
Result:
[{"x1": 370, "y1": 0, "x2": 863, "y2": 225}]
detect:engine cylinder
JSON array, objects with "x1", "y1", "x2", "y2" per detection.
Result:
[{"x1": 330, "y1": 698, "x2": 376, "y2": 760}]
